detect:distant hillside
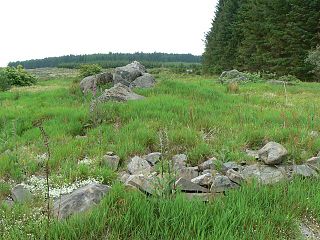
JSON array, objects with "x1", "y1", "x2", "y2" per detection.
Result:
[{"x1": 8, "y1": 52, "x2": 202, "y2": 69}]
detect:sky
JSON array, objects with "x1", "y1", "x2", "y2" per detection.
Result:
[{"x1": 0, "y1": 0, "x2": 217, "y2": 67}]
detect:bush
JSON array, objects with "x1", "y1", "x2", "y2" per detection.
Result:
[
  {"x1": 79, "y1": 64, "x2": 102, "y2": 78},
  {"x1": 5, "y1": 65, "x2": 37, "y2": 87},
  {"x1": 0, "y1": 70, "x2": 11, "y2": 91},
  {"x1": 278, "y1": 74, "x2": 300, "y2": 83},
  {"x1": 306, "y1": 46, "x2": 320, "y2": 79}
]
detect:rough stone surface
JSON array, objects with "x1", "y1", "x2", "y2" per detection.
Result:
[
  {"x1": 307, "y1": 157, "x2": 320, "y2": 168},
  {"x1": 11, "y1": 184, "x2": 33, "y2": 203},
  {"x1": 125, "y1": 174, "x2": 154, "y2": 195},
  {"x1": 131, "y1": 73, "x2": 156, "y2": 88},
  {"x1": 210, "y1": 175, "x2": 238, "y2": 193},
  {"x1": 240, "y1": 164, "x2": 286, "y2": 184},
  {"x1": 53, "y1": 183, "x2": 110, "y2": 219},
  {"x1": 191, "y1": 173, "x2": 213, "y2": 187},
  {"x1": 80, "y1": 72, "x2": 113, "y2": 94},
  {"x1": 145, "y1": 152, "x2": 161, "y2": 166},
  {"x1": 119, "y1": 172, "x2": 131, "y2": 183},
  {"x1": 226, "y1": 169, "x2": 244, "y2": 185},
  {"x1": 292, "y1": 165, "x2": 318, "y2": 178},
  {"x1": 175, "y1": 178, "x2": 209, "y2": 193},
  {"x1": 198, "y1": 158, "x2": 216, "y2": 171},
  {"x1": 173, "y1": 154, "x2": 187, "y2": 170},
  {"x1": 258, "y1": 142, "x2": 288, "y2": 165},
  {"x1": 127, "y1": 156, "x2": 152, "y2": 175},
  {"x1": 221, "y1": 162, "x2": 242, "y2": 174},
  {"x1": 219, "y1": 69, "x2": 248, "y2": 83},
  {"x1": 113, "y1": 61, "x2": 146, "y2": 86},
  {"x1": 102, "y1": 154, "x2": 120, "y2": 170},
  {"x1": 176, "y1": 167, "x2": 198, "y2": 180}
]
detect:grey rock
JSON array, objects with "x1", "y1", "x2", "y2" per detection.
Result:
[
  {"x1": 127, "y1": 156, "x2": 152, "y2": 175},
  {"x1": 198, "y1": 158, "x2": 216, "y2": 171},
  {"x1": 125, "y1": 174, "x2": 154, "y2": 195},
  {"x1": 175, "y1": 178, "x2": 209, "y2": 193},
  {"x1": 292, "y1": 165, "x2": 318, "y2": 178},
  {"x1": 118, "y1": 172, "x2": 131, "y2": 183},
  {"x1": 113, "y1": 61, "x2": 146, "y2": 86},
  {"x1": 245, "y1": 149, "x2": 259, "y2": 159},
  {"x1": 176, "y1": 167, "x2": 199, "y2": 180},
  {"x1": 102, "y1": 154, "x2": 120, "y2": 170},
  {"x1": 240, "y1": 164, "x2": 286, "y2": 185},
  {"x1": 173, "y1": 154, "x2": 187, "y2": 170},
  {"x1": 222, "y1": 162, "x2": 242, "y2": 174},
  {"x1": 307, "y1": 157, "x2": 320, "y2": 168},
  {"x1": 191, "y1": 173, "x2": 213, "y2": 187},
  {"x1": 219, "y1": 69, "x2": 249, "y2": 83},
  {"x1": 11, "y1": 184, "x2": 33, "y2": 203},
  {"x1": 258, "y1": 142, "x2": 288, "y2": 165},
  {"x1": 210, "y1": 175, "x2": 238, "y2": 193},
  {"x1": 145, "y1": 152, "x2": 161, "y2": 166},
  {"x1": 53, "y1": 183, "x2": 110, "y2": 219},
  {"x1": 131, "y1": 73, "x2": 156, "y2": 88},
  {"x1": 80, "y1": 72, "x2": 113, "y2": 94},
  {"x1": 226, "y1": 169, "x2": 244, "y2": 185}
]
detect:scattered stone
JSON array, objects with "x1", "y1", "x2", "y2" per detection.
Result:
[
  {"x1": 125, "y1": 174, "x2": 154, "y2": 195},
  {"x1": 113, "y1": 61, "x2": 146, "y2": 86},
  {"x1": 240, "y1": 164, "x2": 286, "y2": 185},
  {"x1": 53, "y1": 183, "x2": 110, "y2": 219},
  {"x1": 119, "y1": 172, "x2": 131, "y2": 183},
  {"x1": 245, "y1": 149, "x2": 259, "y2": 159},
  {"x1": 80, "y1": 72, "x2": 113, "y2": 94},
  {"x1": 191, "y1": 173, "x2": 213, "y2": 187},
  {"x1": 292, "y1": 165, "x2": 318, "y2": 178},
  {"x1": 226, "y1": 169, "x2": 244, "y2": 185},
  {"x1": 219, "y1": 69, "x2": 248, "y2": 84},
  {"x1": 131, "y1": 73, "x2": 156, "y2": 88},
  {"x1": 175, "y1": 178, "x2": 209, "y2": 193},
  {"x1": 102, "y1": 154, "x2": 120, "y2": 170},
  {"x1": 210, "y1": 175, "x2": 238, "y2": 193},
  {"x1": 176, "y1": 167, "x2": 198, "y2": 180},
  {"x1": 172, "y1": 154, "x2": 187, "y2": 170},
  {"x1": 221, "y1": 162, "x2": 242, "y2": 174},
  {"x1": 11, "y1": 184, "x2": 33, "y2": 203},
  {"x1": 145, "y1": 152, "x2": 162, "y2": 166},
  {"x1": 258, "y1": 142, "x2": 288, "y2": 165},
  {"x1": 198, "y1": 158, "x2": 216, "y2": 171},
  {"x1": 127, "y1": 156, "x2": 152, "y2": 175}
]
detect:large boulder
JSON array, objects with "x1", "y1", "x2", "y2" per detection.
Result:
[
  {"x1": 90, "y1": 83, "x2": 144, "y2": 111},
  {"x1": 292, "y1": 165, "x2": 318, "y2": 178},
  {"x1": 130, "y1": 73, "x2": 156, "y2": 88},
  {"x1": 219, "y1": 69, "x2": 249, "y2": 83},
  {"x1": 258, "y1": 142, "x2": 288, "y2": 165},
  {"x1": 113, "y1": 61, "x2": 146, "y2": 86},
  {"x1": 53, "y1": 183, "x2": 110, "y2": 219},
  {"x1": 80, "y1": 72, "x2": 113, "y2": 94}
]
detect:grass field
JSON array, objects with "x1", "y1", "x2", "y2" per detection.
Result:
[{"x1": 0, "y1": 70, "x2": 320, "y2": 239}]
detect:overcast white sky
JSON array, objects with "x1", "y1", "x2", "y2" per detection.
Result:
[{"x1": 0, "y1": 0, "x2": 217, "y2": 67}]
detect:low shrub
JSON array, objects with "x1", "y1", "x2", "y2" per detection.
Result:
[
  {"x1": 0, "y1": 71, "x2": 11, "y2": 91},
  {"x1": 0, "y1": 66, "x2": 36, "y2": 91},
  {"x1": 79, "y1": 64, "x2": 102, "y2": 78}
]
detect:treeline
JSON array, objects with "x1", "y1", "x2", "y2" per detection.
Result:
[
  {"x1": 203, "y1": 0, "x2": 320, "y2": 80},
  {"x1": 8, "y1": 52, "x2": 201, "y2": 69}
]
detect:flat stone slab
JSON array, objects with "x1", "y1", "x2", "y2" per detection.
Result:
[{"x1": 175, "y1": 178, "x2": 209, "y2": 193}]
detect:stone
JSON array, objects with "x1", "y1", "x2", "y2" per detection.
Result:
[
  {"x1": 127, "y1": 156, "x2": 152, "y2": 175},
  {"x1": 245, "y1": 149, "x2": 259, "y2": 159},
  {"x1": 310, "y1": 131, "x2": 319, "y2": 138},
  {"x1": 226, "y1": 169, "x2": 244, "y2": 185},
  {"x1": 175, "y1": 178, "x2": 209, "y2": 193},
  {"x1": 210, "y1": 175, "x2": 238, "y2": 193},
  {"x1": 292, "y1": 165, "x2": 318, "y2": 178},
  {"x1": 125, "y1": 174, "x2": 154, "y2": 195},
  {"x1": 219, "y1": 69, "x2": 249, "y2": 84},
  {"x1": 130, "y1": 73, "x2": 156, "y2": 88},
  {"x1": 11, "y1": 184, "x2": 33, "y2": 203},
  {"x1": 307, "y1": 157, "x2": 320, "y2": 168},
  {"x1": 191, "y1": 173, "x2": 214, "y2": 187},
  {"x1": 80, "y1": 72, "x2": 113, "y2": 94},
  {"x1": 113, "y1": 61, "x2": 146, "y2": 86},
  {"x1": 176, "y1": 167, "x2": 198, "y2": 180},
  {"x1": 53, "y1": 183, "x2": 110, "y2": 219},
  {"x1": 102, "y1": 154, "x2": 120, "y2": 170},
  {"x1": 145, "y1": 152, "x2": 162, "y2": 166},
  {"x1": 240, "y1": 164, "x2": 286, "y2": 185},
  {"x1": 198, "y1": 158, "x2": 216, "y2": 171},
  {"x1": 221, "y1": 162, "x2": 242, "y2": 174},
  {"x1": 172, "y1": 154, "x2": 187, "y2": 170},
  {"x1": 118, "y1": 172, "x2": 131, "y2": 183},
  {"x1": 258, "y1": 142, "x2": 288, "y2": 165}
]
